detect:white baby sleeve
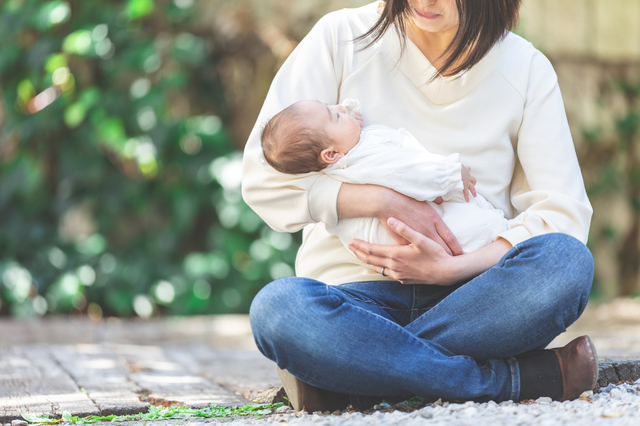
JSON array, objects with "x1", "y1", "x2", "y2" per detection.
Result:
[{"x1": 326, "y1": 128, "x2": 464, "y2": 202}]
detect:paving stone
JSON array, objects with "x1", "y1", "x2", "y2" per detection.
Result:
[
  {"x1": 163, "y1": 345, "x2": 279, "y2": 397},
  {"x1": 614, "y1": 359, "x2": 640, "y2": 382},
  {"x1": 49, "y1": 344, "x2": 150, "y2": 416},
  {"x1": 0, "y1": 346, "x2": 99, "y2": 423},
  {"x1": 113, "y1": 344, "x2": 247, "y2": 408},
  {"x1": 597, "y1": 362, "x2": 620, "y2": 389},
  {"x1": 50, "y1": 344, "x2": 247, "y2": 413}
]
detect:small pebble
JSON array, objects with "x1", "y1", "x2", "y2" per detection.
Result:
[
  {"x1": 610, "y1": 388, "x2": 624, "y2": 399},
  {"x1": 373, "y1": 402, "x2": 391, "y2": 410},
  {"x1": 579, "y1": 390, "x2": 593, "y2": 399},
  {"x1": 419, "y1": 410, "x2": 433, "y2": 419},
  {"x1": 12, "y1": 421, "x2": 28, "y2": 426},
  {"x1": 276, "y1": 406, "x2": 292, "y2": 413},
  {"x1": 463, "y1": 407, "x2": 478, "y2": 416},
  {"x1": 501, "y1": 405, "x2": 517, "y2": 414}
]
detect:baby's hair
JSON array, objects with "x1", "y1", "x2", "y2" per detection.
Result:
[{"x1": 261, "y1": 102, "x2": 329, "y2": 174}]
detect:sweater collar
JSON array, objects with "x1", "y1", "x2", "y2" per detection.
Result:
[{"x1": 361, "y1": 2, "x2": 507, "y2": 106}]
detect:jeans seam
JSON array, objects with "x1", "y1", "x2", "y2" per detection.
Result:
[
  {"x1": 509, "y1": 357, "x2": 520, "y2": 401},
  {"x1": 410, "y1": 286, "x2": 418, "y2": 322}
]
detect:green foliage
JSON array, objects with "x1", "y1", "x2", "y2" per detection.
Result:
[
  {"x1": 22, "y1": 403, "x2": 286, "y2": 423},
  {"x1": 0, "y1": 0, "x2": 298, "y2": 317},
  {"x1": 581, "y1": 77, "x2": 640, "y2": 296}
]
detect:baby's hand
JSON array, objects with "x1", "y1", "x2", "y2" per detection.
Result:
[
  {"x1": 461, "y1": 164, "x2": 477, "y2": 202},
  {"x1": 349, "y1": 110, "x2": 364, "y2": 129}
]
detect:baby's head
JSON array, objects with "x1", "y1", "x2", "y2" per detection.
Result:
[{"x1": 261, "y1": 100, "x2": 363, "y2": 174}]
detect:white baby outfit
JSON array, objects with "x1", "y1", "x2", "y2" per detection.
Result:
[{"x1": 324, "y1": 99, "x2": 508, "y2": 253}]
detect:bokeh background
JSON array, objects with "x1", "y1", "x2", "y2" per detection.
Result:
[{"x1": 1, "y1": 0, "x2": 639, "y2": 319}]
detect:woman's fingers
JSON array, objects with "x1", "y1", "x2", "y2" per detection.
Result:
[
  {"x1": 381, "y1": 220, "x2": 410, "y2": 245},
  {"x1": 349, "y1": 219, "x2": 455, "y2": 284},
  {"x1": 435, "y1": 220, "x2": 463, "y2": 256},
  {"x1": 348, "y1": 241, "x2": 397, "y2": 275},
  {"x1": 387, "y1": 217, "x2": 424, "y2": 246},
  {"x1": 349, "y1": 238, "x2": 397, "y2": 263},
  {"x1": 348, "y1": 242, "x2": 409, "y2": 283}
]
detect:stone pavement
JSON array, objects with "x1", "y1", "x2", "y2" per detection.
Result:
[{"x1": 1, "y1": 298, "x2": 640, "y2": 423}]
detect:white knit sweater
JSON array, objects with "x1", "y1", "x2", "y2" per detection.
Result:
[{"x1": 241, "y1": 2, "x2": 592, "y2": 285}]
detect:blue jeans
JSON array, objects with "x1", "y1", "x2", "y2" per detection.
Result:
[{"x1": 250, "y1": 233, "x2": 594, "y2": 402}]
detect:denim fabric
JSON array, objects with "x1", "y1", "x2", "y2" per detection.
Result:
[{"x1": 250, "y1": 233, "x2": 594, "y2": 402}]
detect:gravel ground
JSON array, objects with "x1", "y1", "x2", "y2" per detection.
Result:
[
  {"x1": 252, "y1": 382, "x2": 640, "y2": 425},
  {"x1": 82, "y1": 380, "x2": 640, "y2": 426}
]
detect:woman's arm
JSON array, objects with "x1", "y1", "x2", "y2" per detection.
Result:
[
  {"x1": 242, "y1": 13, "x2": 347, "y2": 232},
  {"x1": 337, "y1": 184, "x2": 463, "y2": 255},
  {"x1": 348, "y1": 217, "x2": 512, "y2": 285},
  {"x1": 497, "y1": 50, "x2": 592, "y2": 246}
]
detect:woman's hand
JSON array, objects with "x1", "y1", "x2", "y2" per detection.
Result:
[
  {"x1": 377, "y1": 188, "x2": 463, "y2": 255},
  {"x1": 349, "y1": 217, "x2": 513, "y2": 285},
  {"x1": 349, "y1": 217, "x2": 456, "y2": 285},
  {"x1": 337, "y1": 183, "x2": 463, "y2": 255}
]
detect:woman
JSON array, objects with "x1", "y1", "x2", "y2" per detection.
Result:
[{"x1": 242, "y1": 0, "x2": 596, "y2": 409}]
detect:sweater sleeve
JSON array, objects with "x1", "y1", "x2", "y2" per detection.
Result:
[
  {"x1": 496, "y1": 52, "x2": 593, "y2": 246},
  {"x1": 241, "y1": 13, "x2": 347, "y2": 232}
]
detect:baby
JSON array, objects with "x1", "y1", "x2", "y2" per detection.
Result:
[{"x1": 261, "y1": 99, "x2": 508, "y2": 253}]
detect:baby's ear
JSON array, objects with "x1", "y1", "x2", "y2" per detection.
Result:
[{"x1": 320, "y1": 148, "x2": 344, "y2": 164}]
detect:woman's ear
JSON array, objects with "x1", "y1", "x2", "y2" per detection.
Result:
[{"x1": 320, "y1": 147, "x2": 344, "y2": 164}]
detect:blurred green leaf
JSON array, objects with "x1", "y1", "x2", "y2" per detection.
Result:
[
  {"x1": 126, "y1": 0, "x2": 154, "y2": 19},
  {"x1": 62, "y1": 30, "x2": 94, "y2": 55},
  {"x1": 64, "y1": 102, "x2": 87, "y2": 128}
]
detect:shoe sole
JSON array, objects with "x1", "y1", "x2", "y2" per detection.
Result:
[{"x1": 276, "y1": 366, "x2": 325, "y2": 413}]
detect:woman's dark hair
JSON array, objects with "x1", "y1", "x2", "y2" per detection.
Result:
[{"x1": 356, "y1": 0, "x2": 522, "y2": 78}]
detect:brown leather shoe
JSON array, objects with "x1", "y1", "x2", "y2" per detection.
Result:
[
  {"x1": 276, "y1": 367, "x2": 325, "y2": 412},
  {"x1": 551, "y1": 335, "x2": 598, "y2": 401}
]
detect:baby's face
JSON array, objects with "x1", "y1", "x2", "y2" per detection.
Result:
[{"x1": 297, "y1": 100, "x2": 363, "y2": 155}]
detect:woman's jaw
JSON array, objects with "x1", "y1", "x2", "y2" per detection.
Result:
[{"x1": 408, "y1": 0, "x2": 459, "y2": 35}]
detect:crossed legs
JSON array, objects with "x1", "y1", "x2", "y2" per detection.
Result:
[{"x1": 250, "y1": 233, "x2": 594, "y2": 402}]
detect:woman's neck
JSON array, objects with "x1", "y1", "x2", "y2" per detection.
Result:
[{"x1": 405, "y1": 20, "x2": 461, "y2": 76}]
